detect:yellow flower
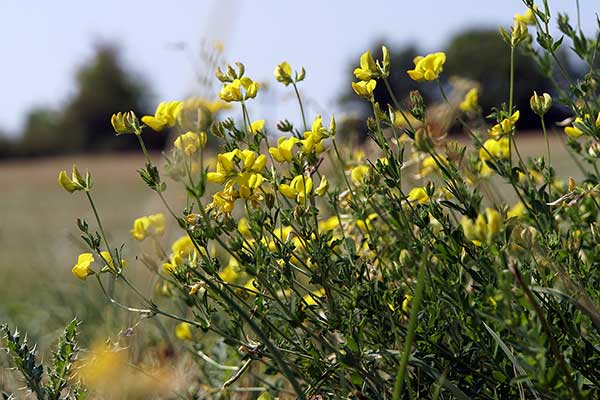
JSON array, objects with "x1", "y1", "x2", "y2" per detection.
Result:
[
  {"x1": 58, "y1": 164, "x2": 87, "y2": 193},
  {"x1": 514, "y1": 6, "x2": 536, "y2": 25},
  {"x1": 110, "y1": 111, "x2": 138, "y2": 135},
  {"x1": 219, "y1": 77, "x2": 259, "y2": 102},
  {"x1": 141, "y1": 101, "x2": 183, "y2": 131},
  {"x1": 300, "y1": 115, "x2": 329, "y2": 154},
  {"x1": 353, "y1": 50, "x2": 379, "y2": 81},
  {"x1": 459, "y1": 88, "x2": 479, "y2": 112},
  {"x1": 402, "y1": 294, "x2": 412, "y2": 313},
  {"x1": 356, "y1": 213, "x2": 378, "y2": 232},
  {"x1": 72, "y1": 253, "x2": 95, "y2": 280},
  {"x1": 480, "y1": 137, "x2": 509, "y2": 161},
  {"x1": 99, "y1": 251, "x2": 125, "y2": 273},
  {"x1": 274, "y1": 61, "x2": 293, "y2": 85},
  {"x1": 206, "y1": 181, "x2": 239, "y2": 214},
  {"x1": 407, "y1": 187, "x2": 429, "y2": 204},
  {"x1": 507, "y1": 202, "x2": 526, "y2": 219},
  {"x1": 250, "y1": 119, "x2": 265, "y2": 134},
  {"x1": 351, "y1": 79, "x2": 376, "y2": 98},
  {"x1": 174, "y1": 131, "x2": 205, "y2": 156},
  {"x1": 319, "y1": 216, "x2": 340, "y2": 232},
  {"x1": 172, "y1": 235, "x2": 196, "y2": 259},
  {"x1": 175, "y1": 322, "x2": 193, "y2": 341},
  {"x1": 314, "y1": 176, "x2": 329, "y2": 196},
  {"x1": 530, "y1": 92, "x2": 552, "y2": 116},
  {"x1": 564, "y1": 113, "x2": 600, "y2": 139},
  {"x1": 510, "y1": 20, "x2": 529, "y2": 46},
  {"x1": 302, "y1": 288, "x2": 326, "y2": 306},
  {"x1": 269, "y1": 136, "x2": 300, "y2": 162},
  {"x1": 219, "y1": 256, "x2": 244, "y2": 283},
  {"x1": 488, "y1": 111, "x2": 520, "y2": 138},
  {"x1": 460, "y1": 208, "x2": 503, "y2": 245},
  {"x1": 351, "y1": 165, "x2": 369, "y2": 185},
  {"x1": 279, "y1": 175, "x2": 313, "y2": 203},
  {"x1": 131, "y1": 213, "x2": 165, "y2": 241},
  {"x1": 407, "y1": 52, "x2": 446, "y2": 82}
]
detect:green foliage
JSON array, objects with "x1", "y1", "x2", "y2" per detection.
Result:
[
  {"x1": 55, "y1": 1, "x2": 600, "y2": 399},
  {"x1": 1, "y1": 319, "x2": 84, "y2": 400}
]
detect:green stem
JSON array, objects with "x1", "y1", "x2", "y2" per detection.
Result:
[
  {"x1": 85, "y1": 191, "x2": 112, "y2": 257},
  {"x1": 540, "y1": 116, "x2": 552, "y2": 199},
  {"x1": 392, "y1": 253, "x2": 427, "y2": 399},
  {"x1": 292, "y1": 82, "x2": 308, "y2": 131}
]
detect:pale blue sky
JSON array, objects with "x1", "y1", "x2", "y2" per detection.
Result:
[{"x1": 0, "y1": 1, "x2": 596, "y2": 136}]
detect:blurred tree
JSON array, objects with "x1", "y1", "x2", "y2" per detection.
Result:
[
  {"x1": 444, "y1": 29, "x2": 554, "y2": 128},
  {"x1": 339, "y1": 44, "x2": 424, "y2": 142},
  {"x1": 0, "y1": 131, "x2": 15, "y2": 159},
  {"x1": 15, "y1": 43, "x2": 158, "y2": 157},
  {"x1": 61, "y1": 43, "x2": 159, "y2": 152},
  {"x1": 18, "y1": 107, "x2": 69, "y2": 156},
  {"x1": 339, "y1": 29, "x2": 576, "y2": 140}
]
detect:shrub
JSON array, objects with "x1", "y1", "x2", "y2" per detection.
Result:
[{"x1": 25, "y1": 1, "x2": 600, "y2": 398}]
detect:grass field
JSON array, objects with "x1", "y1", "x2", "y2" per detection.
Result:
[
  {"x1": 0, "y1": 153, "x2": 184, "y2": 350},
  {"x1": 0, "y1": 133, "x2": 584, "y2": 347}
]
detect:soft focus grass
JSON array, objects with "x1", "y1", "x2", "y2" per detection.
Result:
[{"x1": 0, "y1": 153, "x2": 180, "y2": 350}]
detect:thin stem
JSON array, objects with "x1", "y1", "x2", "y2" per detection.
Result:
[
  {"x1": 85, "y1": 192, "x2": 112, "y2": 256},
  {"x1": 540, "y1": 116, "x2": 552, "y2": 199},
  {"x1": 292, "y1": 82, "x2": 308, "y2": 131},
  {"x1": 392, "y1": 253, "x2": 427, "y2": 400}
]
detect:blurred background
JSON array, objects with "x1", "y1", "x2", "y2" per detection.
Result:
[{"x1": 0, "y1": 0, "x2": 597, "y2": 373}]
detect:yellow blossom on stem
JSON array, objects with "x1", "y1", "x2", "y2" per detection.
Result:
[
  {"x1": 407, "y1": 52, "x2": 446, "y2": 82},
  {"x1": 314, "y1": 176, "x2": 329, "y2": 196},
  {"x1": 353, "y1": 50, "x2": 379, "y2": 81},
  {"x1": 507, "y1": 202, "x2": 526, "y2": 219},
  {"x1": 111, "y1": 111, "x2": 139, "y2": 135},
  {"x1": 274, "y1": 61, "x2": 293, "y2": 85},
  {"x1": 514, "y1": 6, "x2": 537, "y2": 25},
  {"x1": 460, "y1": 208, "x2": 503, "y2": 246},
  {"x1": 407, "y1": 187, "x2": 429, "y2": 204},
  {"x1": 175, "y1": 322, "x2": 193, "y2": 341},
  {"x1": 131, "y1": 213, "x2": 165, "y2": 241},
  {"x1": 488, "y1": 111, "x2": 520, "y2": 138},
  {"x1": 219, "y1": 77, "x2": 259, "y2": 102},
  {"x1": 480, "y1": 138, "x2": 510, "y2": 161},
  {"x1": 269, "y1": 136, "x2": 300, "y2": 162},
  {"x1": 58, "y1": 164, "x2": 88, "y2": 193},
  {"x1": 250, "y1": 119, "x2": 265, "y2": 134},
  {"x1": 72, "y1": 253, "x2": 95, "y2": 280},
  {"x1": 279, "y1": 175, "x2": 313, "y2": 203},
  {"x1": 300, "y1": 115, "x2": 328, "y2": 154},
  {"x1": 351, "y1": 165, "x2": 370, "y2": 185},
  {"x1": 351, "y1": 79, "x2": 376, "y2": 98},
  {"x1": 564, "y1": 113, "x2": 600, "y2": 139},
  {"x1": 459, "y1": 88, "x2": 479, "y2": 112},
  {"x1": 141, "y1": 101, "x2": 183, "y2": 131},
  {"x1": 302, "y1": 288, "x2": 326, "y2": 307},
  {"x1": 99, "y1": 251, "x2": 125, "y2": 273},
  {"x1": 174, "y1": 131, "x2": 205, "y2": 156}
]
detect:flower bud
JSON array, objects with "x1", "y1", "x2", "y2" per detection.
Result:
[
  {"x1": 588, "y1": 143, "x2": 600, "y2": 158},
  {"x1": 274, "y1": 61, "x2": 293, "y2": 86},
  {"x1": 351, "y1": 80, "x2": 376, "y2": 99},
  {"x1": 414, "y1": 128, "x2": 434, "y2": 152},
  {"x1": 530, "y1": 91, "x2": 552, "y2": 116},
  {"x1": 111, "y1": 111, "x2": 139, "y2": 135},
  {"x1": 510, "y1": 20, "x2": 529, "y2": 47}
]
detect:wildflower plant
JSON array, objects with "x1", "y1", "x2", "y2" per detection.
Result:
[{"x1": 44, "y1": 1, "x2": 600, "y2": 398}]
